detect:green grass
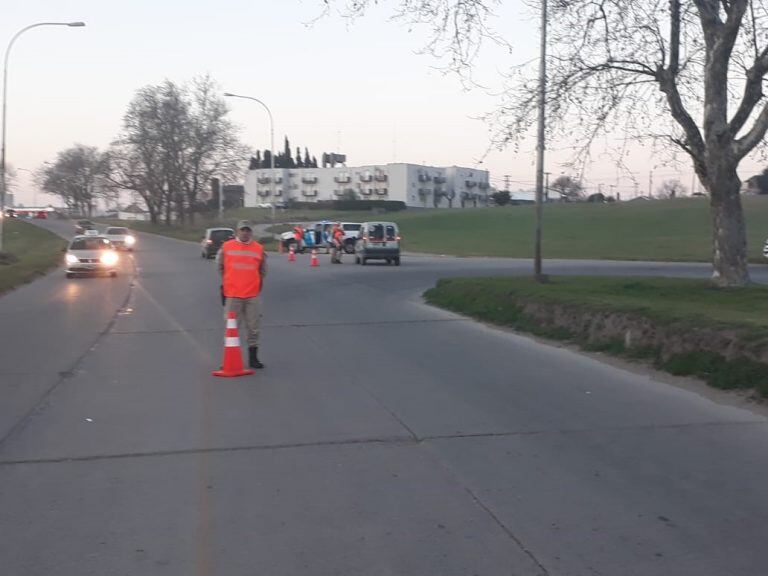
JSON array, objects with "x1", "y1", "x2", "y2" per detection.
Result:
[
  {"x1": 99, "y1": 195, "x2": 768, "y2": 262},
  {"x1": 425, "y1": 276, "x2": 768, "y2": 396},
  {"x1": 390, "y1": 196, "x2": 768, "y2": 262},
  {"x1": 426, "y1": 276, "x2": 768, "y2": 333},
  {"x1": 98, "y1": 218, "x2": 278, "y2": 251},
  {"x1": 0, "y1": 219, "x2": 68, "y2": 294}
]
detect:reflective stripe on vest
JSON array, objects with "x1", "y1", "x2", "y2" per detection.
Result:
[{"x1": 222, "y1": 239, "x2": 264, "y2": 298}]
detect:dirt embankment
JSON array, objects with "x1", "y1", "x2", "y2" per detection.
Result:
[{"x1": 518, "y1": 300, "x2": 768, "y2": 365}]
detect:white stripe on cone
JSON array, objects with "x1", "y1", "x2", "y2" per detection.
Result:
[
  {"x1": 225, "y1": 336, "x2": 240, "y2": 347},
  {"x1": 226, "y1": 318, "x2": 237, "y2": 329}
]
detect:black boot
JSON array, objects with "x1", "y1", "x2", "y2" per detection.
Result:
[{"x1": 249, "y1": 346, "x2": 264, "y2": 369}]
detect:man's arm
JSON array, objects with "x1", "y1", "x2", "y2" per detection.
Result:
[
  {"x1": 216, "y1": 248, "x2": 225, "y2": 275},
  {"x1": 260, "y1": 252, "x2": 268, "y2": 279}
]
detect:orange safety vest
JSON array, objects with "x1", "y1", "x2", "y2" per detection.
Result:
[{"x1": 221, "y1": 239, "x2": 264, "y2": 298}]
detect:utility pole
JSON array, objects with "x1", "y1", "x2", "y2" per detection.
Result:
[
  {"x1": 544, "y1": 171, "x2": 550, "y2": 202},
  {"x1": 218, "y1": 177, "x2": 223, "y2": 221},
  {"x1": 648, "y1": 170, "x2": 653, "y2": 198},
  {"x1": 504, "y1": 174, "x2": 510, "y2": 192},
  {"x1": 533, "y1": 0, "x2": 548, "y2": 282}
]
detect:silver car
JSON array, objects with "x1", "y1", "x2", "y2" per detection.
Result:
[
  {"x1": 65, "y1": 235, "x2": 119, "y2": 278},
  {"x1": 103, "y1": 226, "x2": 136, "y2": 251}
]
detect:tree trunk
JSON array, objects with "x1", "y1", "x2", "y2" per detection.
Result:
[{"x1": 707, "y1": 168, "x2": 750, "y2": 286}]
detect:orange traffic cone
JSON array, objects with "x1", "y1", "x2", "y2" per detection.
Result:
[
  {"x1": 288, "y1": 245, "x2": 296, "y2": 262},
  {"x1": 310, "y1": 248, "x2": 319, "y2": 267},
  {"x1": 278, "y1": 239, "x2": 284, "y2": 253},
  {"x1": 212, "y1": 312, "x2": 254, "y2": 377}
]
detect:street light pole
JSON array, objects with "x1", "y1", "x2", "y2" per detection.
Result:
[
  {"x1": 534, "y1": 0, "x2": 548, "y2": 282},
  {"x1": 223, "y1": 92, "x2": 275, "y2": 213},
  {"x1": 1, "y1": 21, "x2": 84, "y2": 251}
]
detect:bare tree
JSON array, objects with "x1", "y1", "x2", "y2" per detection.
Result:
[
  {"x1": 323, "y1": 0, "x2": 768, "y2": 286},
  {"x1": 40, "y1": 145, "x2": 109, "y2": 216},
  {"x1": 550, "y1": 174, "x2": 584, "y2": 201},
  {"x1": 657, "y1": 178, "x2": 687, "y2": 199},
  {"x1": 108, "y1": 76, "x2": 249, "y2": 225}
]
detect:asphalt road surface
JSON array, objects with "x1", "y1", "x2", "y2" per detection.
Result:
[{"x1": 2, "y1": 218, "x2": 768, "y2": 575}]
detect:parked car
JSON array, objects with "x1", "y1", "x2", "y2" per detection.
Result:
[
  {"x1": 34, "y1": 211, "x2": 47, "y2": 219},
  {"x1": 74, "y1": 219, "x2": 96, "y2": 234},
  {"x1": 65, "y1": 235, "x2": 119, "y2": 278},
  {"x1": 280, "y1": 222, "x2": 331, "y2": 253},
  {"x1": 103, "y1": 226, "x2": 136, "y2": 251},
  {"x1": 339, "y1": 222, "x2": 362, "y2": 254},
  {"x1": 355, "y1": 221, "x2": 401, "y2": 265},
  {"x1": 763, "y1": 238, "x2": 768, "y2": 259},
  {"x1": 280, "y1": 221, "x2": 362, "y2": 254},
  {"x1": 201, "y1": 227, "x2": 235, "y2": 259}
]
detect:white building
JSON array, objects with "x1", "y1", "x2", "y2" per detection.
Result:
[
  {"x1": 118, "y1": 203, "x2": 150, "y2": 221},
  {"x1": 244, "y1": 163, "x2": 490, "y2": 209}
]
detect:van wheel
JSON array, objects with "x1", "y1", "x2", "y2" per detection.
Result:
[
  {"x1": 66, "y1": 272, "x2": 74, "y2": 279},
  {"x1": 386, "y1": 258, "x2": 392, "y2": 265},
  {"x1": 360, "y1": 257, "x2": 367, "y2": 266},
  {"x1": 344, "y1": 242, "x2": 355, "y2": 254},
  {"x1": 394, "y1": 257, "x2": 401, "y2": 266}
]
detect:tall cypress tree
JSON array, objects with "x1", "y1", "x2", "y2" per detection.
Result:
[
  {"x1": 304, "y1": 148, "x2": 311, "y2": 167},
  {"x1": 296, "y1": 147, "x2": 304, "y2": 168},
  {"x1": 283, "y1": 137, "x2": 294, "y2": 168}
]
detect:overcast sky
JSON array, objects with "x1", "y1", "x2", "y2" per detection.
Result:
[{"x1": 3, "y1": 0, "x2": 766, "y2": 206}]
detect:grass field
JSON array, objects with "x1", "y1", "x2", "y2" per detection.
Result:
[
  {"x1": 425, "y1": 276, "x2": 768, "y2": 336},
  {"x1": 0, "y1": 219, "x2": 68, "y2": 294},
  {"x1": 99, "y1": 195, "x2": 768, "y2": 262},
  {"x1": 425, "y1": 276, "x2": 768, "y2": 395}
]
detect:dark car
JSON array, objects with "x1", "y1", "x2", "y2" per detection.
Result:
[
  {"x1": 201, "y1": 227, "x2": 235, "y2": 259},
  {"x1": 74, "y1": 219, "x2": 96, "y2": 234}
]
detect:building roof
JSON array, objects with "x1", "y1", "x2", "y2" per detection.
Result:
[{"x1": 120, "y1": 203, "x2": 147, "y2": 214}]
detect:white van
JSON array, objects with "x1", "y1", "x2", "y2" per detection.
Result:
[{"x1": 355, "y1": 221, "x2": 401, "y2": 266}]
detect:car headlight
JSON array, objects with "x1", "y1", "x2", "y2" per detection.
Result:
[
  {"x1": 124, "y1": 235, "x2": 136, "y2": 245},
  {"x1": 100, "y1": 251, "x2": 119, "y2": 266},
  {"x1": 65, "y1": 253, "x2": 79, "y2": 264}
]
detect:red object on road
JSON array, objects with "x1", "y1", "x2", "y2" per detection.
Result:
[
  {"x1": 310, "y1": 249, "x2": 319, "y2": 267},
  {"x1": 288, "y1": 245, "x2": 296, "y2": 262},
  {"x1": 212, "y1": 311, "x2": 254, "y2": 378}
]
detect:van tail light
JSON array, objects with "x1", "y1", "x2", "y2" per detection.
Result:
[
  {"x1": 396, "y1": 236, "x2": 402, "y2": 241},
  {"x1": 206, "y1": 239, "x2": 213, "y2": 244}
]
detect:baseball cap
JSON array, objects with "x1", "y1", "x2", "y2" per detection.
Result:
[{"x1": 237, "y1": 220, "x2": 253, "y2": 230}]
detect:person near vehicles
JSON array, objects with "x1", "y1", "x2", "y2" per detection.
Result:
[
  {"x1": 293, "y1": 224, "x2": 304, "y2": 253},
  {"x1": 217, "y1": 220, "x2": 267, "y2": 369},
  {"x1": 330, "y1": 222, "x2": 345, "y2": 263}
]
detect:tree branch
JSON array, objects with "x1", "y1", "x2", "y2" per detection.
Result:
[{"x1": 733, "y1": 100, "x2": 768, "y2": 159}]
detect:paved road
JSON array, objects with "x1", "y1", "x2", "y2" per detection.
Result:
[{"x1": 2, "y1": 219, "x2": 768, "y2": 575}]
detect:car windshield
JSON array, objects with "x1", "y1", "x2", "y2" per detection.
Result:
[
  {"x1": 210, "y1": 230, "x2": 234, "y2": 242},
  {"x1": 106, "y1": 227, "x2": 128, "y2": 235},
  {"x1": 70, "y1": 238, "x2": 112, "y2": 250},
  {"x1": 343, "y1": 224, "x2": 361, "y2": 232}
]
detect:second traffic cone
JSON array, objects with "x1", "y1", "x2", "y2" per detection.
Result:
[
  {"x1": 310, "y1": 248, "x2": 319, "y2": 267},
  {"x1": 288, "y1": 245, "x2": 296, "y2": 262},
  {"x1": 212, "y1": 311, "x2": 254, "y2": 377}
]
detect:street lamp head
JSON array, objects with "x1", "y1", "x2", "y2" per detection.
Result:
[
  {"x1": 67, "y1": 22, "x2": 86, "y2": 27},
  {"x1": 223, "y1": 92, "x2": 235, "y2": 97}
]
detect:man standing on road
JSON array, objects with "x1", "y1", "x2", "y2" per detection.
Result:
[
  {"x1": 330, "y1": 222, "x2": 345, "y2": 264},
  {"x1": 217, "y1": 220, "x2": 267, "y2": 369}
]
